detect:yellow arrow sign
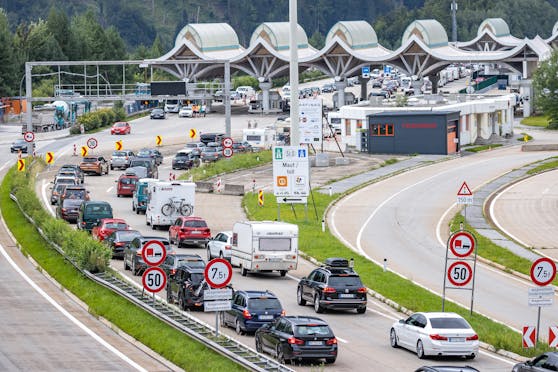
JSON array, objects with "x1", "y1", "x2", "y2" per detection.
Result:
[
  {"x1": 81, "y1": 146, "x2": 88, "y2": 157},
  {"x1": 17, "y1": 158, "x2": 25, "y2": 172},
  {"x1": 189, "y1": 128, "x2": 197, "y2": 139},
  {"x1": 115, "y1": 140, "x2": 123, "y2": 151},
  {"x1": 45, "y1": 152, "x2": 54, "y2": 164},
  {"x1": 156, "y1": 135, "x2": 162, "y2": 146},
  {"x1": 258, "y1": 189, "x2": 264, "y2": 206}
]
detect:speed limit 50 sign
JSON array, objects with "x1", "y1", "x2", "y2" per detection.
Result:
[
  {"x1": 142, "y1": 267, "x2": 167, "y2": 293},
  {"x1": 447, "y1": 261, "x2": 473, "y2": 287}
]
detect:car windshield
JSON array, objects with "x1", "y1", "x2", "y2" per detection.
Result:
[
  {"x1": 116, "y1": 231, "x2": 141, "y2": 241},
  {"x1": 190, "y1": 273, "x2": 204, "y2": 284},
  {"x1": 137, "y1": 150, "x2": 151, "y2": 156},
  {"x1": 130, "y1": 160, "x2": 150, "y2": 167},
  {"x1": 63, "y1": 199, "x2": 82, "y2": 207},
  {"x1": 184, "y1": 220, "x2": 207, "y2": 228},
  {"x1": 53, "y1": 184, "x2": 67, "y2": 193},
  {"x1": 115, "y1": 122, "x2": 126, "y2": 127},
  {"x1": 65, "y1": 190, "x2": 85, "y2": 199},
  {"x1": 153, "y1": 109, "x2": 162, "y2": 113},
  {"x1": 175, "y1": 152, "x2": 189, "y2": 158},
  {"x1": 113, "y1": 151, "x2": 127, "y2": 157},
  {"x1": 82, "y1": 157, "x2": 97, "y2": 163},
  {"x1": 328, "y1": 276, "x2": 363, "y2": 287},
  {"x1": 295, "y1": 325, "x2": 331, "y2": 336},
  {"x1": 177, "y1": 258, "x2": 205, "y2": 269},
  {"x1": 185, "y1": 143, "x2": 198, "y2": 149},
  {"x1": 429, "y1": 317, "x2": 471, "y2": 329},
  {"x1": 85, "y1": 204, "x2": 111, "y2": 215},
  {"x1": 105, "y1": 222, "x2": 128, "y2": 229},
  {"x1": 204, "y1": 148, "x2": 217, "y2": 153},
  {"x1": 248, "y1": 298, "x2": 281, "y2": 311},
  {"x1": 119, "y1": 177, "x2": 137, "y2": 185}
]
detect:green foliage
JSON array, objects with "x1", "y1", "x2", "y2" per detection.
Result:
[
  {"x1": 232, "y1": 75, "x2": 259, "y2": 90},
  {"x1": 527, "y1": 157, "x2": 558, "y2": 174},
  {"x1": 521, "y1": 115, "x2": 550, "y2": 128},
  {"x1": 534, "y1": 50, "x2": 558, "y2": 123},
  {"x1": 77, "y1": 107, "x2": 121, "y2": 133},
  {"x1": 465, "y1": 144, "x2": 503, "y2": 152}
]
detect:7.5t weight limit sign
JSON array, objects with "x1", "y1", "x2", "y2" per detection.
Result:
[
  {"x1": 204, "y1": 258, "x2": 232, "y2": 289},
  {"x1": 530, "y1": 257, "x2": 557, "y2": 287}
]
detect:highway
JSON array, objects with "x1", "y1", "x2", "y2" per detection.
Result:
[{"x1": 31, "y1": 112, "x2": 517, "y2": 371}]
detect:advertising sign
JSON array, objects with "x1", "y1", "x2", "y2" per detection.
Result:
[{"x1": 299, "y1": 99, "x2": 323, "y2": 145}]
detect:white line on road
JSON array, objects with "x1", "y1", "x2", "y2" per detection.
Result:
[
  {"x1": 0, "y1": 238, "x2": 147, "y2": 372},
  {"x1": 106, "y1": 186, "x2": 113, "y2": 193},
  {"x1": 42, "y1": 180, "x2": 55, "y2": 216}
]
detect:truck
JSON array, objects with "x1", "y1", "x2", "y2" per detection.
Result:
[
  {"x1": 242, "y1": 127, "x2": 278, "y2": 150},
  {"x1": 231, "y1": 221, "x2": 298, "y2": 277},
  {"x1": 145, "y1": 181, "x2": 196, "y2": 230}
]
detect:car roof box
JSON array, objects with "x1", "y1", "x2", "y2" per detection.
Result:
[{"x1": 324, "y1": 257, "x2": 349, "y2": 267}]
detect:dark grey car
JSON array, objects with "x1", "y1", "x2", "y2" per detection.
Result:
[{"x1": 512, "y1": 352, "x2": 558, "y2": 372}]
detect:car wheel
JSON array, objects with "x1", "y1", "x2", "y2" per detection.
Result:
[
  {"x1": 276, "y1": 345, "x2": 287, "y2": 364},
  {"x1": 416, "y1": 340, "x2": 426, "y2": 359},
  {"x1": 279, "y1": 270, "x2": 287, "y2": 277},
  {"x1": 207, "y1": 248, "x2": 212, "y2": 261},
  {"x1": 235, "y1": 320, "x2": 244, "y2": 335},
  {"x1": 313, "y1": 294, "x2": 324, "y2": 313},
  {"x1": 123, "y1": 257, "x2": 129, "y2": 271},
  {"x1": 255, "y1": 337, "x2": 263, "y2": 353},
  {"x1": 465, "y1": 354, "x2": 476, "y2": 360},
  {"x1": 357, "y1": 306, "x2": 366, "y2": 314},
  {"x1": 325, "y1": 358, "x2": 336, "y2": 364},
  {"x1": 240, "y1": 266, "x2": 247, "y2": 277},
  {"x1": 132, "y1": 203, "x2": 135, "y2": 212},
  {"x1": 131, "y1": 260, "x2": 138, "y2": 276},
  {"x1": 110, "y1": 165, "x2": 114, "y2": 170},
  {"x1": 390, "y1": 328, "x2": 398, "y2": 348},
  {"x1": 296, "y1": 287, "x2": 306, "y2": 306},
  {"x1": 166, "y1": 285, "x2": 172, "y2": 303},
  {"x1": 178, "y1": 292, "x2": 187, "y2": 311},
  {"x1": 219, "y1": 251, "x2": 224, "y2": 259}
]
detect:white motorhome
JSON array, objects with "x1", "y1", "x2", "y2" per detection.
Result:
[
  {"x1": 242, "y1": 127, "x2": 277, "y2": 149},
  {"x1": 164, "y1": 99, "x2": 181, "y2": 113},
  {"x1": 326, "y1": 111, "x2": 342, "y2": 135},
  {"x1": 145, "y1": 181, "x2": 196, "y2": 229},
  {"x1": 231, "y1": 221, "x2": 298, "y2": 277}
]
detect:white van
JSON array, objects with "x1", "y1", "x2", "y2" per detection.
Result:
[
  {"x1": 145, "y1": 181, "x2": 196, "y2": 229},
  {"x1": 236, "y1": 86, "x2": 255, "y2": 98},
  {"x1": 242, "y1": 127, "x2": 277, "y2": 149},
  {"x1": 164, "y1": 99, "x2": 181, "y2": 113},
  {"x1": 231, "y1": 221, "x2": 298, "y2": 277}
]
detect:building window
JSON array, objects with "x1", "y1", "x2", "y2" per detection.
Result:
[
  {"x1": 345, "y1": 119, "x2": 351, "y2": 136},
  {"x1": 372, "y1": 124, "x2": 394, "y2": 136},
  {"x1": 356, "y1": 120, "x2": 363, "y2": 129}
]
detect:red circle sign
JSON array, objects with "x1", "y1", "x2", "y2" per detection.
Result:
[
  {"x1": 141, "y1": 240, "x2": 167, "y2": 267},
  {"x1": 448, "y1": 231, "x2": 476, "y2": 258},
  {"x1": 222, "y1": 147, "x2": 233, "y2": 158},
  {"x1": 204, "y1": 258, "x2": 233, "y2": 288},
  {"x1": 87, "y1": 137, "x2": 98, "y2": 149},
  {"x1": 222, "y1": 137, "x2": 233, "y2": 148},
  {"x1": 142, "y1": 267, "x2": 167, "y2": 293},
  {"x1": 530, "y1": 257, "x2": 557, "y2": 286},
  {"x1": 447, "y1": 261, "x2": 473, "y2": 287},
  {"x1": 24, "y1": 131, "x2": 35, "y2": 142}
]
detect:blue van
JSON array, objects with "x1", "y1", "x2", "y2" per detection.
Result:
[{"x1": 132, "y1": 178, "x2": 158, "y2": 214}]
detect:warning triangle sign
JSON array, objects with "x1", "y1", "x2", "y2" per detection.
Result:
[{"x1": 457, "y1": 181, "x2": 473, "y2": 196}]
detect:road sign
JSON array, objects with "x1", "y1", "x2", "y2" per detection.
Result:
[
  {"x1": 204, "y1": 258, "x2": 233, "y2": 289},
  {"x1": 189, "y1": 128, "x2": 197, "y2": 139},
  {"x1": 523, "y1": 326, "x2": 536, "y2": 348},
  {"x1": 457, "y1": 181, "x2": 473, "y2": 205},
  {"x1": 45, "y1": 152, "x2": 54, "y2": 164},
  {"x1": 87, "y1": 137, "x2": 98, "y2": 149},
  {"x1": 204, "y1": 300, "x2": 232, "y2": 312},
  {"x1": 258, "y1": 189, "x2": 264, "y2": 206},
  {"x1": 528, "y1": 287, "x2": 554, "y2": 307},
  {"x1": 466, "y1": 86, "x2": 475, "y2": 94},
  {"x1": 272, "y1": 146, "x2": 310, "y2": 198},
  {"x1": 24, "y1": 131, "x2": 35, "y2": 142},
  {"x1": 115, "y1": 140, "x2": 123, "y2": 151},
  {"x1": 447, "y1": 261, "x2": 473, "y2": 287},
  {"x1": 204, "y1": 288, "x2": 232, "y2": 301},
  {"x1": 156, "y1": 135, "x2": 162, "y2": 146},
  {"x1": 276, "y1": 196, "x2": 308, "y2": 204},
  {"x1": 530, "y1": 258, "x2": 557, "y2": 286},
  {"x1": 222, "y1": 147, "x2": 233, "y2": 158},
  {"x1": 299, "y1": 99, "x2": 323, "y2": 145},
  {"x1": 222, "y1": 137, "x2": 233, "y2": 148},
  {"x1": 550, "y1": 326, "x2": 558, "y2": 347},
  {"x1": 17, "y1": 159, "x2": 25, "y2": 172},
  {"x1": 81, "y1": 146, "x2": 88, "y2": 157},
  {"x1": 141, "y1": 240, "x2": 167, "y2": 267},
  {"x1": 448, "y1": 231, "x2": 475, "y2": 258},
  {"x1": 362, "y1": 66, "x2": 370, "y2": 78},
  {"x1": 142, "y1": 267, "x2": 167, "y2": 293}
]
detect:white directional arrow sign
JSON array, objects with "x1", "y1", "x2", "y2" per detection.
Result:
[{"x1": 522, "y1": 326, "x2": 536, "y2": 348}]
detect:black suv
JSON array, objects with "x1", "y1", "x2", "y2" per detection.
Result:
[
  {"x1": 221, "y1": 290, "x2": 284, "y2": 335},
  {"x1": 512, "y1": 351, "x2": 558, "y2": 371},
  {"x1": 255, "y1": 316, "x2": 338, "y2": 365},
  {"x1": 200, "y1": 132, "x2": 225, "y2": 146},
  {"x1": 166, "y1": 265, "x2": 208, "y2": 310},
  {"x1": 160, "y1": 252, "x2": 205, "y2": 278},
  {"x1": 123, "y1": 236, "x2": 171, "y2": 276},
  {"x1": 297, "y1": 257, "x2": 367, "y2": 314}
]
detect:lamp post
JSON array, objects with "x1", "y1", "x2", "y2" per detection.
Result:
[{"x1": 289, "y1": 0, "x2": 299, "y2": 146}]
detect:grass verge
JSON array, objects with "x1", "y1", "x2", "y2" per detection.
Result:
[
  {"x1": 464, "y1": 144, "x2": 503, "y2": 153},
  {"x1": 521, "y1": 115, "x2": 549, "y2": 128},
  {"x1": 0, "y1": 166, "x2": 244, "y2": 372},
  {"x1": 242, "y1": 191, "x2": 552, "y2": 357},
  {"x1": 179, "y1": 150, "x2": 272, "y2": 181},
  {"x1": 527, "y1": 157, "x2": 558, "y2": 175}
]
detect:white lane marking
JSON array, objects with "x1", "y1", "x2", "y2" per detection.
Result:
[
  {"x1": 0, "y1": 241, "x2": 147, "y2": 371},
  {"x1": 0, "y1": 161, "x2": 10, "y2": 172},
  {"x1": 42, "y1": 180, "x2": 55, "y2": 216},
  {"x1": 106, "y1": 186, "x2": 113, "y2": 193},
  {"x1": 490, "y1": 177, "x2": 534, "y2": 248},
  {"x1": 336, "y1": 336, "x2": 348, "y2": 344}
]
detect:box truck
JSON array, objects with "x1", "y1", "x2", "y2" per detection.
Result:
[
  {"x1": 145, "y1": 181, "x2": 196, "y2": 229},
  {"x1": 231, "y1": 221, "x2": 298, "y2": 277}
]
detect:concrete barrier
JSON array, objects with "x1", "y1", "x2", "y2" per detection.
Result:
[
  {"x1": 223, "y1": 184, "x2": 245, "y2": 196},
  {"x1": 335, "y1": 157, "x2": 350, "y2": 166},
  {"x1": 195, "y1": 181, "x2": 214, "y2": 193},
  {"x1": 314, "y1": 153, "x2": 330, "y2": 167},
  {"x1": 522, "y1": 144, "x2": 558, "y2": 151}
]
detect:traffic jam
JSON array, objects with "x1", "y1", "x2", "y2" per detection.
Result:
[{"x1": 34, "y1": 112, "x2": 555, "y2": 371}]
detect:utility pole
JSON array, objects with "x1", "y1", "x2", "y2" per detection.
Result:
[{"x1": 451, "y1": 0, "x2": 458, "y2": 44}]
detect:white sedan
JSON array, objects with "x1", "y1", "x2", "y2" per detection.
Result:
[
  {"x1": 390, "y1": 312, "x2": 479, "y2": 359},
  {"x1": 178, "y1": 106, "x2": 193, "y2": 118},
  {"x1": 206, "y1": 231, "x2": 232, "y2": 261}
]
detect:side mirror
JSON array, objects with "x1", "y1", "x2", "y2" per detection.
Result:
[{"x1": 399, "y1": 319, "x2": 405, "y2": 324}]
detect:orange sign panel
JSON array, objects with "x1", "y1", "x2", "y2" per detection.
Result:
[{"x1": 276, "y1": 176, "x2": 288, "y2": 187}]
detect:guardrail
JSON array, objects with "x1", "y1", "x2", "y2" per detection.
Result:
[{"x1": 9, "y1": 193, "x2": 293, "y2": 372}]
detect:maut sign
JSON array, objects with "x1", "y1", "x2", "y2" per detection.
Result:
[{"x1": 272, "y1": 146, "x2": 310, "y2": 199}]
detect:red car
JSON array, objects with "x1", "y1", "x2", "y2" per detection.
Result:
[
  {"x1": 116, "y1": 172, "x2": 139, "y2": 197},
  {"x1": 168, "y1": 216, "x2": 211, "y2": 248},
  {"x1": 111, "y1": 121, "x2": 131, "y2": 135},
  {"x1": 92, "y1": 218, "x2": 130, "y2": 242}
]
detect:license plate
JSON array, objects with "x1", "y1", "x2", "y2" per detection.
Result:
[
  {"x1": 268, "y1": 258, "x2": 282, "y2": 262},
  {"x1": 449, "y1": 337, "x2": 465, "y2": 342},
  {"x1": 192, "y1": 230, "x2": 201, "y2": 234},
  {"x1": 259, "y1": 315, "x2": 273, "y2": 320},
  {"x1": 339, "y1": 294, "x2": 355, "y2": 298},
  {"x1": 307, "y1": 341, "x2": 324, "y2": 346}
]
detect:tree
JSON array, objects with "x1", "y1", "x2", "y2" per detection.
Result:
[
  {"x1": 533, "y1": 49, "x2": 558, "y2": 128},
  {"x1": 0, "y1": 9, "x2": 18, "y2": 96},
  {"x1": 46, "y1": 7, "x2": 71, "y2": 59},
  {"x1": 309, "y1": 30, "x2": 325, "y2": 49}
]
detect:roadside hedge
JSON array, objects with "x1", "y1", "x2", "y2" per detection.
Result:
[
  {"x1": 5, "y1": 159, "x2": 111, "y2": 272},
  {"x1": 69, "y1": 105, "x2": 126, "y2": 134}
]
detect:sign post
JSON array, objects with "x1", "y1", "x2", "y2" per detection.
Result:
[
  {"x1": 529, "y1": 257, "x2": 557, "y2": 345},
  {"x1": 141, "y1": 240, "x2": 167, "y2": 305},
  {"x1": 204, "y1": 258, "x2": 233, "y2": 337}
]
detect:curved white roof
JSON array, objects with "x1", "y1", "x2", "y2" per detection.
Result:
[
  {"x1": 174, "y1": 23, "x2": 241, "y2": 52},
  {"x1": 402, "y1": 20, "x2": 448, "y2": 48},
  {"x1": 249, "y1": 22, "x2": 309, "y2": 51},
  {"x1": 325, "y1": 21, "x2": 378, "y2": 49},
  {"x1": 478, "y1": 18, "x2": 510, "y2": 37}
]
